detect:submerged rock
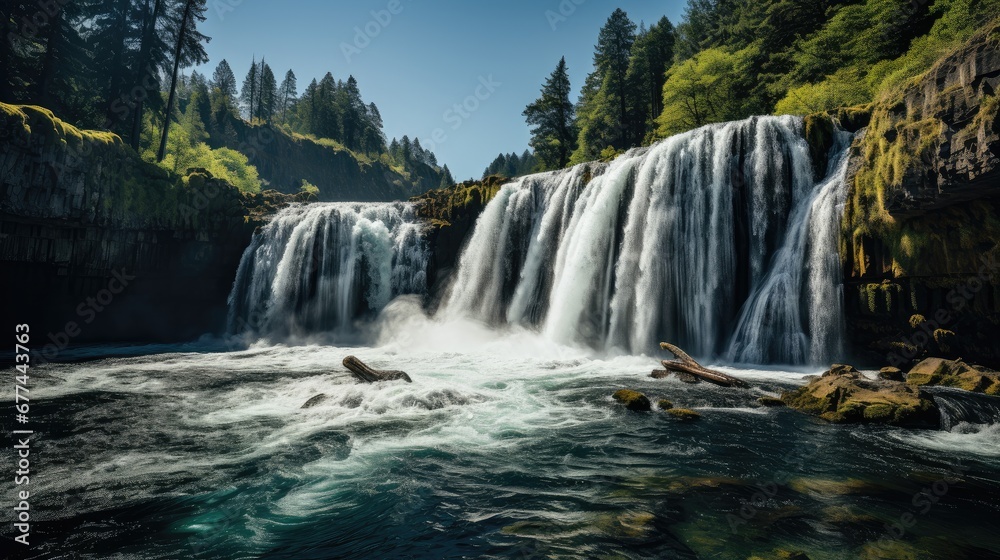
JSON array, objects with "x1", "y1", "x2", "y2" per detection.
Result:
[
  {"x1": 907, "y1": 358, "x2": 1000, "y2": 395},
  {"x1": 758, "y1": 396, "x2": 786, "y2": 407},
  {"x1": 665, "y1": 408, "x2": 701, "y2": 420},
  {"x1": 657, "y1": 399, "x2": 674, "y2": 410},
  {"x1": 781, "y1": 365, "x2": 939, "y2": 428},
  {"x1": 613, "y1": 389, "x2": 651, "y2": 412}
]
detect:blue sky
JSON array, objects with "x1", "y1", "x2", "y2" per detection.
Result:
[{"x1": 196, "y1": 1, "x2": 688, "y2": 180}]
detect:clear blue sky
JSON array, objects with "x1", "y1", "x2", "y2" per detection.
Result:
[{"x1": 196, "y1": 1, "x2": 688, "y2": 180}]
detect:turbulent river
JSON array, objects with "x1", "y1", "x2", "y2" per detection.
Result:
[{"x1": 14, "y1": 116, "x2": 1000, "y2": 559}]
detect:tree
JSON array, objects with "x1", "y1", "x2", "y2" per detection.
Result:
[
  {"x1": 258, "y1": 61, "x2": 277, "y2": 123},
  {"x1": 593, "y1": 8, "x2": 637, "y2": 149},
  {"x1": 440, "y1": 164, "x2": 454, "y2": 188},
  {"x1": 656, "y1": 47, "x2": 746, "y2": 137},
  {"x1": 157, "y1": 0, "x2": 210, "y2": 162},
  {"x1": 127, "y1": 0, "x2": 169, "y2": 150},
  {"x1": 212, "y1": 59, "x2": 238, "y2": 104},
  {"x1": 240, "y1": 58, "x2": 258, "y2": 121},
  {"x1": 625, "y1": 17, "x2": 675, "y2": 144},
  {"x1": 523, "y1": 57, "x2": 577, "y2": 170},
  {"x1": 277, "y1": 69, "x2": 297, "y2": 124}
]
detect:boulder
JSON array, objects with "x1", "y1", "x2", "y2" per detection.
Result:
[
  {"x1": 666, "y1": 408, "x2": 701, "y2": 420},
  {"x1": 613, "y1": 389, "x2": 651, "y2": 412},
  {"x1": 878, "y1": 367, "x2": 905, "y2": 382},
  {"x1": 657, "y1": 399, "x2": 674, "y2": 410},
  {"x1": 907, "y1": 358, "x2": 1000, "y2": 395},
  {"x1": 301, "y1": 394, "x2": 328, "y2": 409},
  {"x1": 758, "y1": 396, "x2": 786, "y2": 407},
  {"x1": 782, "y1": 365, "x2": 939, "y2": 428}
]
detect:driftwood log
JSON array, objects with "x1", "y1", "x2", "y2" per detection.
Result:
[
  {"x1": 343, "y1": 356, "x2": 412, "y2": 383},
  {"x1": 659, "y1": 342, "x2": 749, "y2": 388}
]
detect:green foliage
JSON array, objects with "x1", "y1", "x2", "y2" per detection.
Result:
[
  {"x1": 775, "y1": 68, "x2": 871, "y2": 115},
  {"x1": 656, "y1": 47, "x2": 748, "y2": 137},
  {"x1": 524, "y1": 57, "x2": 577, "y2": 170},
  {"x1": 299, "y1": 179, "x2": 320, "y2": 198}
]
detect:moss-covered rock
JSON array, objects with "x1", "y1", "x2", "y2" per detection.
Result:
[
  {"x1": 782, "y1": 365, "x2": 939, "y2": 428},
  {"x1": 666, "y1": 408, "x2": 701, "y2": 420},
  {"x1": 758, "y1": 396, "x2": 787, "y2": 407},
  {"x1": 613, "y1": 389, "x2": 651, "y2": 412},
  {"x1": 878, "y1": 367, "x2": 905, "y2": 382},
  {"x1": 657, "y1": 399, "x2": 674, "y2": 410},
  {"x1": 907, "y1": 358, "x2": 1000, "y2": 395}
]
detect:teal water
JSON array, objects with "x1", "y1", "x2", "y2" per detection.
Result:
[{"x1": 10, "y1": 315, "x2": 1000, "y2": 559}]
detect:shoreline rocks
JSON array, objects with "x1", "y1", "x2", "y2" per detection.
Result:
[
  {"x1": 781, "y1": 365, "x2": 939, "y2": 428},
  {"x1": 906, "y1": 357, "x2": 1000, "y2": 395}
]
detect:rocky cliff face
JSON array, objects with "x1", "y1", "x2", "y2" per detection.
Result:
[
  {"x1": 842, "y1": 24, "x2": 1000, "y2": 368},
  {"x1": 0, "y1": 104, "x2": 280, "y2": 352}
]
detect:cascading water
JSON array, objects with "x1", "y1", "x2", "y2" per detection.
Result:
[
  {"x1": 227, "y1": 202, "x2": 428, "y2": 339},
  {"x1": 442, "y1": 116, "x2": 850, "y2": 365}
]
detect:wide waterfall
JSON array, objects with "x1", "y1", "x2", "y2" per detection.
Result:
[
  {"x1": 442, "y1": 116, "x2": 850, "y2": 365},
  {"x1": 227, "y1": 202, "x2": 428, "y2": 339}
]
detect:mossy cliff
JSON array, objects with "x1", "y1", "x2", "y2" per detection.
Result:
[
  {"x1": 208, "y1": 112, "x2": 441, "y2": 201},
  {"x1": 840, "y1": 24, "x2": 1000, "y2": 368},
  {"x1": 411, "y1": 175, "x2": 507, "y2": 292},
  {"x1": 0, "y1": 103, "x2": 290, "y2": 345}
]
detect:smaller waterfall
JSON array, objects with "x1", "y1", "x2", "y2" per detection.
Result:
[
  {"x1": 726, "y1": 130, "x2": 852, "y2": 364},
  {"x1": 227, "y1": 203, "x2": 428, "y2": 340}
]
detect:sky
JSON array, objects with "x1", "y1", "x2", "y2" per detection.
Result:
[{"x1": 196, "y1": 0, "x2": 689, "y2": 180}]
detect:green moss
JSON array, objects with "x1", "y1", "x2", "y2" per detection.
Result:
[
  {"x1": 666, "y1": 408, "x2": 701, "y2": 420},
  {"x1": 613, "y1": 389, "x2": 652, "y2": 412},
  {"x1": 862, "y1": 404, "x2": 894, "y2": 421}
]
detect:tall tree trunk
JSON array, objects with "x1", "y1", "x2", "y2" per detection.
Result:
[
  {"x1": 130, "y1": 0, "x2": 164, "y2": 150},
  {"x1": 157, "y1": 0, "x2": 194, "y2": 162},
  {"x1": 104, "y1": 0, "x2": 131, "y2": 130},
  {"x1": 37, "y1": 8, "x2": 64, "y2": 108}
]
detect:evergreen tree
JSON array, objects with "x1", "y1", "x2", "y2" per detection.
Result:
[
  {"x1": 277, "y1": 69, "x2": 297, "y2": 125},
  {"x1": 440, "y1": 164, "x2": 455, "y2": 188},
  {"x1": 240, "y1": 58, "x2": 259, "y2": 121},
  {"x1": 258, "y1": 61, "x2": 277, "y2": 123},
  {"x1": 594, "y1": 8, "x2": 637, "y2": 149},
  {"x1": 523, "y1": 57, "x2": 577, "y2": 169},
  {"x1": 157, "y1": 0, "x2": 210, "y2": 162},
  {"x1": 212, "y1": 59, "x2": 238, "y2": 104},
  {"x1": 626, "y1": 17, "x2": 675, "y2": 144}
]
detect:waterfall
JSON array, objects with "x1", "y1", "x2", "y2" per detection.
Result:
[
  {"x1": 227, "y1": 202, "x2": 428, "y2": 339},
  {"x1": 442, "y1": 116, "x2": 849, "y2": 365}
]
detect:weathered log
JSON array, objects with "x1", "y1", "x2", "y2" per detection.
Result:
[
  {"x1": 659, "y1": 342, "x2": 749, "y2": 388},
  {"x1": 343, "y1": 356, "x2": 412, "y2": 383},
  {"x1": 651, "y1": 369, "x2": 701, "y2": 384}
]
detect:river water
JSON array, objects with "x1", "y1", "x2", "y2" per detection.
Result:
[{"x1": 16, "y1": 306, "x2": 1000, "y2": 559}]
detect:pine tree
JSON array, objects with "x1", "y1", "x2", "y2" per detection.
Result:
[
  {"x1": 440, "y1": 164, "x2": 454, "y2": 188},
  {"x1": 626, "y1": 16, "x2": 675, "y2": 144},
  {"x1": 157, "y1": 0, "x2": 210, "y2": 162},
  {"x1": 523, "y1": 57, "x2": 577, "y2": 169},
  {"x1": 594, "y1": 8, "x2": 637, "y2": 149},
  {"x1": 212, "y1": 59, "x2": 238, "y2": 104},
  {"x1": 240, "y1": 58, "x2": 258, "y2": 121},
  {"x1": 258, "y1": 61, "x2": 277, "y2": 123},
  {"x1": 277, "y1": 69, "x2": 297, "y2": 125}
]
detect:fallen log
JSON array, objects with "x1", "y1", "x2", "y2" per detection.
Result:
[
  {"x1": 659, "y1": 342, "x2": 749, "y2": 388},
  {"x1": 343, "y1": 356, "x2": 412, "y2": 383}
]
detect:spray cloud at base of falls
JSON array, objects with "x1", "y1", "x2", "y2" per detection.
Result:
[
  {"x1": 227, "y1": 202, "x2": 429, "y2": 340},
  {"x1": 441, "y1": 115, "x2": 852, "y2": 366}
]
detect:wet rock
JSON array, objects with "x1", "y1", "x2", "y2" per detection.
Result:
[
  {"x1": 758, "y1": 396, "x2": 786, "y2": 407},
  {"x1": 782, "y1": 364, "x2": 939, "y2": 428},
  {"x1": 613, "y1": 389, "x2": 651, "y2": 412},
  {"x1": 907, "y1": 358, "x2": 1000, "y2": 395},
  {"x1": 657, "y1": 399, "x2": 674, "y2": 410},
  {"x1": 665, "y1": 408, "x2": 701, "y2": 420},
  {"x1": 651, "y1": 369, "x2": 670, "y2": 379},
  {"x1": 301, "y1": 394, "x2": 328, "y2": 409},
  {"x1": 878, "y1": 367, "x2": 905, "y2": 382}
]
